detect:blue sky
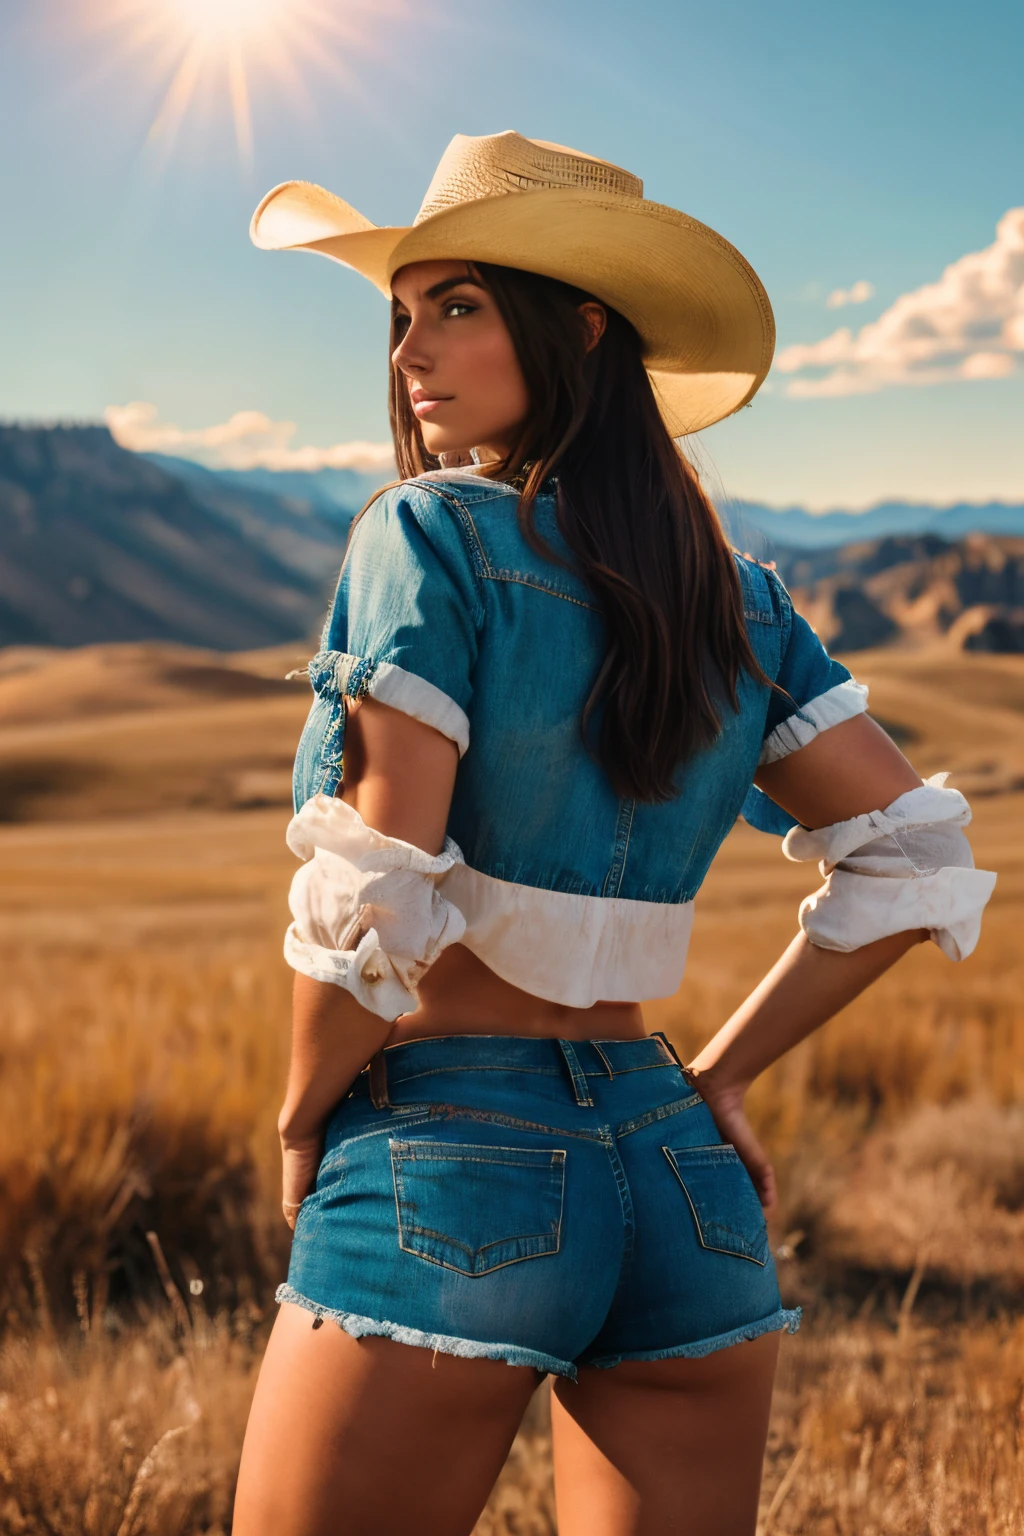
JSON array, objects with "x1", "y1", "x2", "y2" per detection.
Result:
[{"x1": 1, "y1": 0, "x2": 1022, "y2": 509}]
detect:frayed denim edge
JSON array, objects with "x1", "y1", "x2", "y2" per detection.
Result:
[
  {"x1": 276, "y1": 1284, "x2": 577, "y2": 1381},
  {"x1": 585, "y1": 1307, "x2": 802, "y2": 1371}
]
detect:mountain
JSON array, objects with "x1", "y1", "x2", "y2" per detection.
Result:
[
  {"x1": 142, "y1": 454, "x2": 1024, "y2": 550},
  {"x1": 769, "y1": 533, "x2": 1024, "y2": 652},
  {"x1": 0, "y1": 426, "x2": 347, "y2": 649},
  {"x1": 723, "y1": 498, "x2": 1024, "y2": 553},
  {"x1": 145, "y1": 455, "x2": 384, "y2": 524},
  {"x1": 3, "y1": 426, "x2": 1022, "y2": 654}
]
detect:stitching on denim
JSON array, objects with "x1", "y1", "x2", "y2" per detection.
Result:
[
  {"x1": 381, "y1": 1064, "x2": 563, "y2": 1085},
  {"x1": 422, "y1": 1102, "x2": 610, "y2": 1144},
  {"x1": 602, "y1": 1138, "x2": 636, "y2": 1307},
  {"x1": 592, "y1": 1042, "x2": 615, "y2": 1079},
  {"x1": 390, "y1": 1143, "x2": 566, "y2": 1167},
  {"x1": 391, "y1": 1141, "x2": 566, "y2": 1274},
  {"x1": 594, "y1": 1060, "x2": 676, "y2": 1078},
  {"x1": 663, "y1": 1147, "x2": 769, "y2": 1267},
  {"x1": 394, "y1": 1237, "x2": 562, "y2": 1275},
  {"x1": 603, "y1": 797, "x2": 637, "y2": 898},
  {"x1": 482, "y1": 569, "x2": 598, "y2": 610},
  {"x1": 614, "y1": 1093, "x2": 703, "y2": 1140}
]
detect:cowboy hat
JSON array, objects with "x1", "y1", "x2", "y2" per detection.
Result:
[{"x1": 250, "y1": 131, "x2": 774, "y2": 436}]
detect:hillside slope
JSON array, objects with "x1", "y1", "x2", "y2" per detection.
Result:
[
  {"x1": 771, "y1": 533, "x2": 1024, "y2": 651},
  {"x1": 0, "y1": 426, "x2": 345, "y2": 648}
]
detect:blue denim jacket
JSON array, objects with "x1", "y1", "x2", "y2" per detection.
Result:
[{"x1": 292, "y1": 473, "x2": 858, "y2": 907}]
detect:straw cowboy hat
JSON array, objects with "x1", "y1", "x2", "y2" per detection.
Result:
[{"x1": 250, "y1": 131, "x2": 774, "y2": 436}]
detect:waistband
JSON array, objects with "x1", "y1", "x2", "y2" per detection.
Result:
[{"x1": 356, "y1": 1032, "x2": 683, "y2": 1111}]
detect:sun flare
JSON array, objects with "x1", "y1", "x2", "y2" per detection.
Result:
[
  {"x1": 169, "y1": 0, "x2": 288, "y2": 41},
  {"x1": 98, "y1": 0, "x2": 389, "y2": 168}
]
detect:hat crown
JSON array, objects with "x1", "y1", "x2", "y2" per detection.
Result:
[{"x1": 415, "y1": 131, "x2": 644, "y2": 226}]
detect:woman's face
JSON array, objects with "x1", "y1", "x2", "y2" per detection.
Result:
[{"x1": 390, "y1": 260, "x2": 530, "y2": 462}]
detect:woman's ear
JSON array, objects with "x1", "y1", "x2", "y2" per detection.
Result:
[{"x1": 579, "y1": 301, "x2": 607, "y2": 353}]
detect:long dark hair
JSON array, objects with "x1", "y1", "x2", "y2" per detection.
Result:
[{"x1": 387, "y1": 261, "x2": 773, "y2": 803}]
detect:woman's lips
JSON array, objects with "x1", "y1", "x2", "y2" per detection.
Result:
[{"x1": 411, "y1": 396, "x2": 452, "y2": 419}]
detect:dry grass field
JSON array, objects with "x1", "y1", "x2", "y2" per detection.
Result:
[{"x1": 0, "y1": 638, "x2": 1022, "y2": 1533}]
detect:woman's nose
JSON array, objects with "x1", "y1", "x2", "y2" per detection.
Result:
[{"x1": 392, "y1": 323, "x2": 431, "y2": 377}]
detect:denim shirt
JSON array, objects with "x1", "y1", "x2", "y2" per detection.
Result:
[{"x1": 291, "y1": 473, "x2": 861, "y2": 912}]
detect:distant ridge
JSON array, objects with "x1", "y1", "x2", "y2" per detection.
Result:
[
  {"x1": 0, "y1": 426, "x2": 346, "y2": 649},
  {"x1": 142, "y1": 453, "x2": 1024, "y2": 548},
  {"x1": 723, "y1": 498, "x2": 1024, "y2": 552},
  {"x1": 2, "y1": 427, "x2": 1022, "y2": 653}
]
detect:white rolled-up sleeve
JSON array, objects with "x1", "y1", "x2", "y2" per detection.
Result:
[
  {"x1": 283, "y1": 794, "x2": 467, "y2": 1021},
  {"x1": 782, "y1": 774, "x2": 997, "y2": 961}
]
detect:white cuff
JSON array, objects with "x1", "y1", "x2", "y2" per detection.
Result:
[
  {"x1": 285, "y1": 794, "x2": 467, "y2": 1021},
  {"x1": 797, "y1": 866, "x2": 997, "y2": 961},
  {"x1": 759, "y1": 679, "x2": 869, "y2": 766},
  {"x1": 783, "y1": 775, "x2": 996, "y2": 961}
]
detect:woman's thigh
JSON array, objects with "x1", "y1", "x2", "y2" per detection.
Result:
[
  {"x1": 233, "y1": 1302, "x2": 541, "y2": 1536},
  {"x1": 551, "y1": 1332, "x2": 780, "y2": 1536}
]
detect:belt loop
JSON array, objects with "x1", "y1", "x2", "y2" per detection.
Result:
[
  {"x1": 656, "y1": 1032, "x2": 697, "y2": 1086},
  {"x1": 557, "y1": 1040, "x2": 594, "y2": 1108},
  {"x1": 368, "y1": 1050, "x2": 391, "y2": 1110}
]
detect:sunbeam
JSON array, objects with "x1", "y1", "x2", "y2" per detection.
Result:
[{"x1": 91, "y1": 0, "x2": 402, "y2": 168}]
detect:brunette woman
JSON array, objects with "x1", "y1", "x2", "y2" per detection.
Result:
[{"x1": 233, "y1": 132, "x2": 994, "y2": 1536}]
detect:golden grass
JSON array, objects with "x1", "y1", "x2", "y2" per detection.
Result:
[{"x1": 0, "y1": 640, "x2": 1022, "y2": 1531}]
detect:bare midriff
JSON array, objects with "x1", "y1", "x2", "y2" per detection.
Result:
[{"x1": 385, "y1": 943, "x2": 647, "y2": 1046}]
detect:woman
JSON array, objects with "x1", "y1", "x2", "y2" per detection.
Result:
[{"x1": 233, "y1": 133, "x2": 995, "y2": 1535}]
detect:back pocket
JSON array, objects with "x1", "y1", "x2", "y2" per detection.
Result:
[
  {"x1": 663, "y1": 1144, "x2": 769, "y2": 1266},
  {"x1": 390, "y1": 1140, "x2": 566, "y2": 1277}
]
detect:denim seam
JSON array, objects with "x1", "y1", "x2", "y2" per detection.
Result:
[
  {"x1": 602, "y1": 1138, "x2": 636, "y2": 1308},
  {"x1": 602, "y1": 797, "x2": 637, "y2": 898},
  {"x1": 377, "y1": 1064, "x2": 564, "y2": 1085},
  {"x1": 592, "y1": 1042, "x2": 615, "y2": 1079},
  {"x1": 614, "y1": 1093, "x2": 703, "y2": 1140},
  {"x1": 396, "y1": 1233, "x2": 563, "y2": 1271},
  {"x1": 405, "y1": 481, "x2": 490, "y2": 622},
  {"x1": 593, "y1": 1060, "x2": 674, "y2": 1079},
  {"x1": 482, "y1": 570, "x2": 598, "y2": 610},
  {"x1": 390, "y1": 1143, "x2": 567, "y2": 1167},
  {"x1": 422, "y1": 1102, "x2": 610, "y2": 1144}
]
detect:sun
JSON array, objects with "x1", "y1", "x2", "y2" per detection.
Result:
[
  {"x1": 169, "y1": 0, "x2": 287, "y2": 41},
  {"x1": 98, "y1": 0, "x2": 390, "y2": 169}
]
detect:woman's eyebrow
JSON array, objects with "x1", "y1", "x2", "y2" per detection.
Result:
[{"x1": 423, "y1": 275, "x2": 486, "y2": 301}]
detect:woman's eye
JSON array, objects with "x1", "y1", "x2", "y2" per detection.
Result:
[{"x1": 443, "y1": 300, "x2": 476, "y2": 319}]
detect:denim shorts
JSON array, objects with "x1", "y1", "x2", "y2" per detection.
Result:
[{"x1": 279, "y1": 1033, "x2": 800, "y2": 1381}]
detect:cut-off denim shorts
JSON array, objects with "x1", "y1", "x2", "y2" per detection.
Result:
[{"x1": 279, "y1": 1034, "x2": 801, "y2": 1381}]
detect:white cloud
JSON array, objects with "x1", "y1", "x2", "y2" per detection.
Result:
[
  {"x1": 826, "y1": 279, "x2": 875, "y2": 309},
  {"x1": 777, "y1": 207, "x2": 1024, "y2": 398},
  {"x1": 105, "y1": 402, "x2": 396, "y2": 474}
]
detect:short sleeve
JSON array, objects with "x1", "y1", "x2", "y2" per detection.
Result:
[
  {"x1": 322, "y1": 484, "x2": 484, "y2": 756},
  {"x1": 742, "y1": 575, "x2": 869, "y2": 835}
]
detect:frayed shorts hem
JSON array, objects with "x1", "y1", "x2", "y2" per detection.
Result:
[
  {"x1": 583, "y1": 1307, "x2": 802, "y2": 1370},
  {"x1": 276, "y1": 1284, "x2": 578, "y2": 1380}
]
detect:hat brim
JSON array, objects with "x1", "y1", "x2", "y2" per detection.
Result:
[{"x1": 251, "y1": 180, "x2": 774, "y2": 435}]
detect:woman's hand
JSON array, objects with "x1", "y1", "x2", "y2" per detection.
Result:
[
  {"x1": 279, "y1": 1124, "x2": 326, "y2": 1231},
  {"x1": 688, "y1": 1070, "x2": 777, "y2": 1214}
]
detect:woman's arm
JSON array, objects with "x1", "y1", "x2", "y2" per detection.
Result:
[
  {"x1": 279, "y1": 698, "x2": 459, "y2": 1225},
  {"x1": 687, "y1": 712, "x2": 927, "y2": 1210}
]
